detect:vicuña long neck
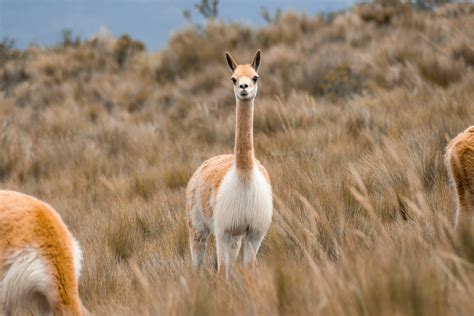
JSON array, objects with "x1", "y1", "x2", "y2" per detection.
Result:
[{"x1": 234, "y1": 97, "x2": 255, "y2": 175}]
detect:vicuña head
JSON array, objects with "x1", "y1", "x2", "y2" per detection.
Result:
[
  {"x1": 186, "y1": 50, "x2": 273, "y2": 279},
  {"x1": 226, "y1": 50, "x2": 260, "y2": 101},
  {"x1": 0, "y1": 190, "x2": 86, "y2": 315},
  {"x1": 445, "y1": 126, "x2": 474, "y2": 229}
]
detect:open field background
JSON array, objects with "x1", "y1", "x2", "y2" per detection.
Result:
[{"x1": 1, "y1": 2, "x2": 474, "y2": 315}]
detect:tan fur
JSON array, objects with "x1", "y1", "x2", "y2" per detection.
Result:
[
  {"x1": 0, "y1": 190, "x2": 83, "y2": 315},
  {"x1": 233, "y1": 64, "x2": 258, "y2": 78},
  {"x1": 445, "y1": 126, "x2": 474, "y2": 228},
  {"x1": 235, "y1": 99, "x2": 255, "y2": 174}
]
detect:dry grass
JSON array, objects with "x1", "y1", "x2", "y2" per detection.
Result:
[{"x1": 1, "y1": 3, "x2": 474, "y2": 315}]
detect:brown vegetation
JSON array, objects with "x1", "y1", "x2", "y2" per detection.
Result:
[{"x1": 1, "y1": 2, "x2": 474, "y2": 315}]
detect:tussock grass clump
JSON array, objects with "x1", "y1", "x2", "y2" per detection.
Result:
[{"x1": 0, "y1": 2, "x2": 473, "y2": 315}]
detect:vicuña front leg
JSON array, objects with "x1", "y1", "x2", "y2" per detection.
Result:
[
  {"x1": 216, "y1": 231, "x2": 242, "y2": 279},
  {"x1": 243, "y1": 230, "x2": 264, "y2": 268}
]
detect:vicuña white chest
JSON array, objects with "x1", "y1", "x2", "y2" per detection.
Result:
[{"x1": 213, "y1": 166, "x2": 272, "y2": 235}]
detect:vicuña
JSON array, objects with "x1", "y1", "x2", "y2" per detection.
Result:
[
  {"x1": 186, "y1": 50, "x2": 273, "y2": 278},
  {"x1": 0, "y1": 190, "x2": 85, "y2": 315},
  {"x1": 445, "y1": 126, "x2": 474, "y2": 228}
]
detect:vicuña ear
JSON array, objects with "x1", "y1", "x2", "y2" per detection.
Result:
[
  {"x1": 252, "y1": 50, "x2": 261, "y2": 72},
  {"x1": 225, "y1": 52, "x2": 237, "y2": 71}
]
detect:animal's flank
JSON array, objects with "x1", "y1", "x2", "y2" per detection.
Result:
[
  {"x1": 0, "y1": 190, "x2": 84, "y2": 315},
  {"x1": 445, "y1": 126, "x2": 474, "y2": 228}
]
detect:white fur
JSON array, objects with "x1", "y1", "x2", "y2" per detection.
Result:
[
  {"x1": 214, "y1": 165, "x2": 272, "y2": 235},
  {"x1": 0, "y1": 248, "x2": 54, "y2": 315},
  {"x1": 72, "y1": 237, "x2": 83, "y2": 279},
  {"x1": 213, "y1": 165, "x2": 272, "y2": 277},
  {"x1": 0, "y1": 240, "x2": 82, "y2": 315},
  {"x1": 234, "y1": 76, "x2": 258, "y2": 101}
]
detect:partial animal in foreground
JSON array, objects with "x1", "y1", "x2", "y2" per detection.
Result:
[
  {"x1": 0, "y1": 190, "x2": 85, "y2": 315},
  {"x1": 445, "y1": 126, "x2": 474, "y2": 228}
]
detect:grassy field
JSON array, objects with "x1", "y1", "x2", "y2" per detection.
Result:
[{"x1": 1, "y1": 2, "x2": 474, "y2": 315}]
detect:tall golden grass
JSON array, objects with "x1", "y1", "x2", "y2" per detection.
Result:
[{"x1": 1, "y1": 2, "x2": 474, "y2": 315}]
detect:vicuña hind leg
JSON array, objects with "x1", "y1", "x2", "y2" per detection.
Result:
[
  {"x1": 216, "y1": 232, "x2": 242, "y2": 279},
  {"x1": 189, "y1": 226, "x2": 209, "y2": 270},
  {"x1": 243, "y1": 230, "x2": 264, "y2": 268}
]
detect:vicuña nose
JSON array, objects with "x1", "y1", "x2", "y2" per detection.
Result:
[{"x1": 240, "y1": 83, "x2": 248, "y2": 89}]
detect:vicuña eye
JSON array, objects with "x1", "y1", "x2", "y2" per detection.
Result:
[
  {"x1": 253, "y1": 76, "x2": 259, "y2": 83},
  {"x1": 231, "y1": 77, "x2": 237, "y2": 84}
]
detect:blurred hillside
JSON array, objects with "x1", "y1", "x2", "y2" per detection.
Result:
[
  {"x1": 1, "y1": 2, "x2": 474, "y2": 315},
  {"x1": 1, "y1": 2, "x2": 473, "y2": 112}
]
